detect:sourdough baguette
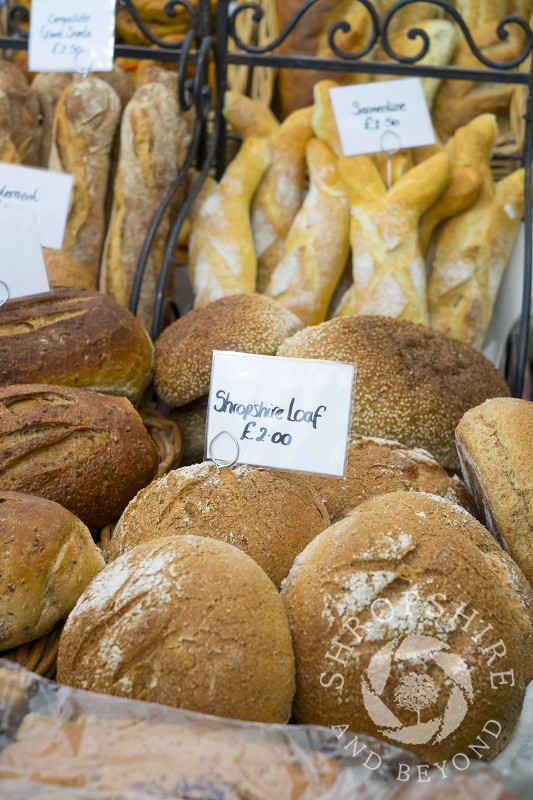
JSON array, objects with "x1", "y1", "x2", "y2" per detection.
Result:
[{"x1": 0, "y1": 384, "x2": 158, "y2": 531}]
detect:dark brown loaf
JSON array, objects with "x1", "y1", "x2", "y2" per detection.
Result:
[
  {"x1": 0, "y1": 384, "x2": 158, "y2": 531},
  {"x1": 0, "y1": 288, "x2": 153, "y2": 405},
  {"x1": 0, "y1": 491, "x2": 104, "y2": 650},
  {"x1": 277, "y1": 315, "x2": 510, "y2": 471}
]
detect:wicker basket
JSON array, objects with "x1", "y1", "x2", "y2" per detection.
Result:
[{"x1": 228, "y1": 0, "x2": 278, "y2": 107}]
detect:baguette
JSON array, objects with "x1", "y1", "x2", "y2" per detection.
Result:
[
  {"x1": 223, "y1": 90, "x2": 279, "y2": 139},
  {"x1": 0, "y1": 90, "x2": 19, "y2": 164},
  {"x1": 0, "y1": 62, "x2": 40, "y2": 166},
  {"x1": 31, "y1": 72, "x2": 72, "y2": 167}
]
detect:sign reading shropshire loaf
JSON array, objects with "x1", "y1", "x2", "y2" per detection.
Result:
[
  {"x1": 205, "y1": 351, "x2": 356, "y2": 477},
  {"x1": 29, "y1": 0, "x2": 116, "y2": 73}
]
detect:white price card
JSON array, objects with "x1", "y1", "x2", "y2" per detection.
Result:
[
  {"x1": 0, "y1": 163, "x2": 74, "y2": 250},
  {"x1": 205, "y1": 351, "x2": 356, "y2": 478},
  {"x1": 29, "y1": 0, "x2": 116, "y2": 73},
  {"x1": 329, "y1": 77, "x2": 436, "y2": 157},
  {"x1": 0, "y1": 203, "x2": 49, "y2": 302}
]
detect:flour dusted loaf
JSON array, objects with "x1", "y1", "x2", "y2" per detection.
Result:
[
  {"x1": 0, "y1": 384, "x2": 158, "y2": 531},
  {"x1": 109, "y1": 462, "x2": 329, "y2": 587},
  {"x1": 0, "y1": 492, "x2": 104, "y2": 650},
  {"x1": 282, "y1": 492, "x2": 532, "y2": 763},
  {"x1": 456, "y1": 398, "x2": 533, "y2": 585},
  {"x1": 154, "y1": 294, "x2": 302, "y2": 407},
  {"x1": 277, "y1": 316, "x2": 510, "y2": 471},
  {"x1": 57, "y1": 535, "x2": 296, "y2": 723},
  {"x1": 307, "y1": 434, "x2": 475, "y2": 523},
  {"x1": 0, "y1": 288, "x2": 153, "y2": 405}
]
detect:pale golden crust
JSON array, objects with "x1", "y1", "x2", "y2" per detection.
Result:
[
  {"x1": 57, "y1": 535, "x2": 296, "y2": 724},
  {"x1": 0, "y1": 384, "x2": 158, "y2": 531},
  {"x1": 43, "y1": 249, "x2": 97, "y2": 290},
  {"x1": 109, "y1": 461, "x2": 330, "y2": 587},
  {"x1": 282, "y1": 492, "x2": 530, "y2": 763},
  {"x1": 0, "y1": 288, "x2": 153, "y2": 404},
  {"x1": 154, "y1": 294, "x2": 303, "y2": 407},
  {"x1": 277, "y1": 315, "x2": 510, "y2": 470},
  {"x1": 0, "y1": 491, "x2": 104, "y2": 650}
]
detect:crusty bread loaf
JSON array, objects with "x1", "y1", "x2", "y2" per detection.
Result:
[
  {"x1": 0, "y1": 62, "x2": 40, "y2": 165},
  {"x1": 0, "y1": 384, "x2": 158, "y2": 531},
  {"x1": 43, "y1": 249, "x2": 97, "y2": 290},
  {"x1": 0, "y1": 89, "x2": 20, "y2": 164},
  {"x1": 30, "y1": 72, "x2": 72, "y2": 167},
  {"x1": 277, "y1": 315, "x2": 510, "y2": 471},
  {"x1": 58, "y1": 535, "x2": 296, "y2": 723},
  {"x1": 223, "y1": 90, "x2": 280, "y2": 139},
  {"x1": 154, "y1": 294, "x2": 302, "y2": 407},
  {"x1": 282, "y1": 491, "x2": 531, "y2": 763},
  {"x1": 0, "y1": 288, "x2": 153, "y2": 404},
  {"x1": 108, "y1": 462, "x2": 330, "y2": 587},
  {"x1": 307, "y1": 434, "x2": 475, "y2": 523},
  {"x1": 0, "y1": 491, "x2": 104, "y2": 650},
  {"x1": 94, "y1": 65, "x2": 135, "y2": 110},
  {"x1": 456, "y1": 397, "x2": 533, "y2": 586},
  {"x1": 168, "y1": 396, "x2": 207, "y2": 465}
]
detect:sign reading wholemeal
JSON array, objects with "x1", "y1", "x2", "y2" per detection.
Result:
[{"x1": 205, "y1": 351, "x2": 356, "y2": 478}]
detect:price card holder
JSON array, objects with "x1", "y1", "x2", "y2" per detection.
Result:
[
  {"x1": 329, "y1": 77, "x2": 435, "y2": 157},
  {"x1": 0, "y1": 203, "x2": 49, "y2": 305},
  {"x1": 29, "y1": 0, "x2": 116, "y2": 73},
  {"x1": 205, "y1": 351, "x2": 356, "y2": 478}
]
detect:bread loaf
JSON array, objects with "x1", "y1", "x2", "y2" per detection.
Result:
[
  {"x1": 0, "y1": 90, "x2": 20, "y2": 164},
  {"x1": 43, "y1": 249, "x2": 97, "y2": 290},
  {"x1": 0, "y1": 491, "x2": 104, "y2": 650},
  {"x1": 154, "y1": 294, "x2": 302, "y2": 407},
  {"x1": 223, "y1": 90, "x2": 279, "y2": 139},
  {"x1": 277, "y1": 315, "x2": 511, "y2": 470},
  {"x1": 0, "y1": 384, "x2": 158, "y2": 531},
  {"x1": 58, "y1": 535, "x2": 296, "y2": 723},
  {"x1": 456, "y1": 397, "x2": 533, "y2": 585},
  {"x1": 0, "y1": 62, "x2": 40, "y2": 165},
  {"x1": 168, "y1": 396, "x2": 207, "y2": 465},
  {"x1": 108, "y1": 462, "x2": 330, "y2": 587},
  {"x1": 0, "y1": 288, "x2": 153, "y2": 404},
  {"x1": 282, "y1": 492, "x2": 531, "y2": 762},
  {"x1": 30, "y1": 72, "x2": 72, "y2": 167}
]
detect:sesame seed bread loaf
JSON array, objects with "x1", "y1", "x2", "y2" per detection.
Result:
[
  {"x1": 281, "y1": 492, "x2": 532, "y2": 763},
  {"x1": 154, "y1": 294, "x2": 302, "y2": 407},
  {"x1": 57, "y1": 535, "x2": 296, "y2": 724},
  {"x1": 0, "y1": 288, "x2": 153, "y2": 405},
  {"x1": 0, "y1": 491, "x2": 104, "y2": 650},
  {"x1": 456, "y1": 397, "x2": 533, "y2": 585},
  {"x1": 277, "y1": 315, "x2": 510, "y2": 471},
  {"x1": 307, "y1": 434, "x2": 476, "y2": 523},
  {"x1": 0, "y1": 384, "x2": 158, "y2": 531},
  {"x1": 108, "y1": 462, "x2": 330, "y2": 587}
]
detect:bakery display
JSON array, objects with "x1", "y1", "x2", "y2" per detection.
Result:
[
  {"x1": 108, "y1": 461, "x2": 330, "y2": 587},
  {"x1": 0, "y1": 288, "x2": 153, "y2": 405},
  {"x1": 277, "y1": 315, "x2": 510, "y2": 470},
  {"x1": 281, "y1": 491, "x2": 532, "y2": 762},
  {"x1": 0, "y1": 384, "x2": 158, "y2": 531},
  {"x1": 456, "y1": 397, "x2": 533, "y2": 585},
  {"x1": 57, "y1": 535, "x2": 296, "y2": 723}
]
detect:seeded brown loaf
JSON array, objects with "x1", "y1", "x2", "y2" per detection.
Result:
[
  {"x1": 108, "y1": 462, "x2": 330, "y2": 587},
  {"x1": 0, "y1": 491, "x2": 104, "y2": 650},
  {"x1": 307, "y1": 434, "x2": 475, "y2": 523},
  {"x1": 58, "y1": 535, "x2": 296, "y2": 723},
  {"x1": 168, "y1": 396, "x2": 208, "y2": 465},
  {"x1": 277, "y1": 316, "x2": 510, "y2": 471},
  {"x1": 154, "y1": 294, "x2": 303, "y2": 407},
  {"x1": 0, "y1": 288, "x2": 153, "y2": 405},
  {"x1": 281, "y1": 491, "x2": 532, "y2": 763},
  {"x1": 456, "y1": 397, "x2": 533, "y2": 585},
  {"x1": 0, "y1": 384, "x2": 158, "y2": 531}
]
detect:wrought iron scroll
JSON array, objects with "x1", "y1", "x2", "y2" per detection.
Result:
[{"x1": 117, "y1": 0, "x2": 197, "y2": 49}]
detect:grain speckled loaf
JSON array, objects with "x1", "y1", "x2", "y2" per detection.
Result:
[
  {"x1": 109, "y1": 461, "x2": 330, "y2": 587},
  {"x1": 0, "y1": 288, "x2": 153, "y2": 405},
  {"x1": 0, "y1": 384, "x2": 158, "y2": 531},
  {"x1": 154, "y1": 294, "x2": 303, "y2": 407},
  {"x1": 0, "y1": 491, "x2": 104, "y2": 650},
  {"x1": 277, "y1": 315, "x2": 510, "y2": 470}
]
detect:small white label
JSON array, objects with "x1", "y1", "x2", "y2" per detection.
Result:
[
  {"x1": 0, "y1": 163, "x2": 74, "y2": 250},
  {"x1": 329, "y1": 77, "x2": 436, "y2": 157},
  {"x1": 205, "y1": 351, "x2": 356, "y2": 478},
  {"x1": 0, "y1": 204, "x2": 49, "y2": 302},
  {"x1": 29, "y1": 0, "x2": 116, "y2": 73}
]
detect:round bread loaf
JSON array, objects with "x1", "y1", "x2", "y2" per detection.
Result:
[
  {"x1": 456, "y1": 397, "x2": 533, "y2": 585},
  {"x1": 308, "y1": 434, "x2": 475, "y2": 522},
  {"x1": 0, "y1": 491, "x2": 104, "y2": 650},
  {"x1": 281, "y1": 492, "x2": 531, "y2": 763},
  {"x1": 108, "y1": 462, "x2": 330, "y2": 587},
  {"x1": 43, "y1": 249, "x2": 97, "y2": 290},
  {"x1": 168, "y1": 396, "x2": 208, "y2": 465},
  {"x1": 0, "y1": 288, "x2": 153, "y2": 405},
  {"x1": 277, "y1": 316, "x2": 510, "y2": 471},
  {"x1": 57, "y1": 535, "x2": 295, "y2": 723},
  {"x1": 154, "y1": 294, "x2": 303, "y2": 406}
]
